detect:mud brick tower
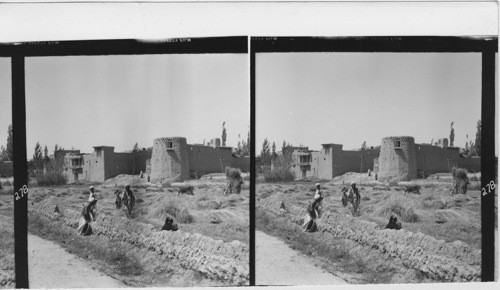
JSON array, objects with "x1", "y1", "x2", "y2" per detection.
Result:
[
  {"x1": 150, "y1": 137, "x2": 190, "y2": 182},
  {"x1": 378, "y1": 136, "x2": 418, "y2": 181}
]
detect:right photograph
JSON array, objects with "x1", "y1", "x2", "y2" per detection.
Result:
[{"x1": 253, "y1": 37, "x2": 497, "y2": 286}]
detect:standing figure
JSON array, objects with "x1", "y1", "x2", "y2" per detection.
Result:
[
  {"x1": 88, "y1": 186, "x2": 96, "y2": 201},
  {"x1": 313, "y1": 183, "x2": 323, "y2": 218},
  {"x1": 122, "y1": 184, "x2": 135, "y2": 217},
  {"x1": 347, "y1": 182, "x2": 361, "y2": 213},
  {"x1": 77, "y1": 198, "x2": 97, "y2": 236}
]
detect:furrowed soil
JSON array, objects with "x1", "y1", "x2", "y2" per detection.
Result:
[
  {"x1": 0, "y1": 178, "x2": 15, "y2": 289},
  {"x1": 28, "y1": 173, "x2": 249, "y2": 287},
  {"x1": 256, "y1": 172, "x2": 491, "y2": 284}
]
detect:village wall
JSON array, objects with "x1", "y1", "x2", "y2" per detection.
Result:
[
  {"x1": 415, "y1": 144, "x2": 459, "y2": 175},
  {"x1": 82, "y1": 154, "x2": 105, "y2": 182},
  {"x1": 188, "y1": 145, "x2": 232, "y2": 175},
  {"x1": 458, "y1": 156, "x2": 481, "y2": 173},
  {"x1": 230, "y1": 156, "x2": 250, "y2": 172}
]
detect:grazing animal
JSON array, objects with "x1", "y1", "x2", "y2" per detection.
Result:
[
  {"x1": 385, "y1": 215, "x2": 402, "y2": 230},
  {"x1": 404, "y1": 185, "x2": 421, "y2": 195},
  {"x1": 161, "y1": 216, "x2": 178, "y2": 231},
  {"x1": 177, "y1": 185, "x2": 194, "y2": 196}
]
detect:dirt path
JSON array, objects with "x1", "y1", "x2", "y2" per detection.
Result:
[
  {"x1": 256, "y1": 230, "x2": 347, "y2": 286},
  {"x1": 28, "y1": 234, "x2": 125, "y2": 288}
]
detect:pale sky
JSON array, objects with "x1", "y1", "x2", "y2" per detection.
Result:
[
  {"x1": 24, "y1": 54, "x2": 248, "y2": 158},
  {"x1": 0, "y1": 58, "x2": 11, "y2": 156},
  {"x1": 256, "y1": 52, "x2": 482, "y2": 153}
]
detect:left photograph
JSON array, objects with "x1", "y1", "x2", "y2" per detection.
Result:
[
  {"x1": 22, "y1": 39, "x2": 250, "y2": 287},
  {"x1": 0, "y1": 58, "x2": 14, "y2": 288}
]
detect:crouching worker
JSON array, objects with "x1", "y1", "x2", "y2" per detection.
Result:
[
  {"x1": 161, "y1": 216, "x2": 178, "y2": 231},
  {"x1": 385, "y1": 214, "x2": 402, "y2": 230},
  {"x1": 302, "y1": 198, "x2": 321, "y2": 232},
  {"x1": 77, "y1": 198, "x2": 97, "y2": 236}
]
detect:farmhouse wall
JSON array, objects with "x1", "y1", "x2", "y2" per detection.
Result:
[
  {"x1": 230, "y1": 155, "x2": 250, "y2": 172},
  {"x1": 258, "y1": 197, "x2": 480, "y2": 282},
  {"x1": 415, "y1": 144, "x2": 459, "y2": 175},
  {"x1": 458, "y1": 156, "x2": 481, "y2": 173},
  {"x1": 0, "y1": 161, "x2": 13, "y2": 177},
  {"x1": 378, "y1": 136, "x2": 418, "y2": 181},
  {"x1": 82, "y1": 153, "x2": 106, "y2": 182},
  {"x1": 31, "y1": 203, "x2": 249, "y2": 285},
  {"x1": 106, "y1": 152, "x2": 132, "y2": 180},
  {"x1": 188, "y1": 145, "x2": 232, "y2": 175}
]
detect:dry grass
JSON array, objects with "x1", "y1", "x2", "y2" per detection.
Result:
[
  {"x1": 258, "y1": 173, "x2": 482, "y2": 250},
  {"x1": 148, "y1": 198, "x2": 195, "y2": 224}
]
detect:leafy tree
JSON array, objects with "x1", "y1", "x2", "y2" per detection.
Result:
[
  {"x1": 261, "y1": 138, "x2": 271, "y2": 157},
  {"x1": 43, "y1": 145, "x2": 50, "y2": 163},
  {"x1": 260, "y1": 138, "x2": 271, "y2": 168},
  {"x1": 464, "y1": 134, "x2": 470, "y2": 155},
  {"x1": 132, "y1": 143, "x2": 139, "y2": 175},
  {"x1": 474, "y1": 120, "x2": 481, "y2": 156},
  {"x1": 6, "y1": 124, "x2": 13, "y2": 161},
  {"x1": 54, "y1": 144, "x2": 59, "y2": 153},
  {"x1": 272, "y1": 142, "x2": 277, "y2": 158},
  {"x1": 33, "y1": 142, "x2": 44, "y2": 171},
  {"x1": 360, "y1": 141, "x2": 367, "y2": 173},
  {"x1": 449, "y1": 122, "x2": 455, "y2": 147},
  {"x1": 0, "y1": 145, "x2": 6, "y2": 161},
  {"x1": 221, "y1": 121, "x2": 227, "y2": 147}
]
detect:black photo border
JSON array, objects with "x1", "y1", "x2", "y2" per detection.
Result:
[
  {"x1": 0, "y1": 36, "x2": 251, "y2": 288},
  {"x1": 250, "y1": 36, "x2": 497, "y2": 282}
]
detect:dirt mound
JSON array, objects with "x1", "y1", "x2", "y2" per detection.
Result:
[
  {"x1": 331, "y1": 172, "x2": 384, "y2": 186},
  {"x1": 103, "y1": 174, "x2": 153, "y2": 188},
  {"x1": 30, "y1": 203, "x2": 249, "y2": 285},
  {"x1": 259, "y1": 194, "x2": 481, "y2": 282}
]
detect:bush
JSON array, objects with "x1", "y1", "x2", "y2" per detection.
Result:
[
  {"x1": 263, "y1": 168, "x2": 295, "y2": 182},
  {"x1": 35, "y1": 172, "x2": 67, "y2": 186}
]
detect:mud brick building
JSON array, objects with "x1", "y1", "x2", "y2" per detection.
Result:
[
  {"x1": 289, "y1": 136, "x2": 480, "y2": 181},
  {"x1": 376, "y1": 136, "x2": 481, "y2": 181},
  {"x1": 62, "y1": 146, "x2": 151, "y2": 183},
  {"x1": 149, "y1": 137, "x2": 249, "y2": 182},
  {"x1": 290, "y1": 143, "x2": 380, "y2": 180}
]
